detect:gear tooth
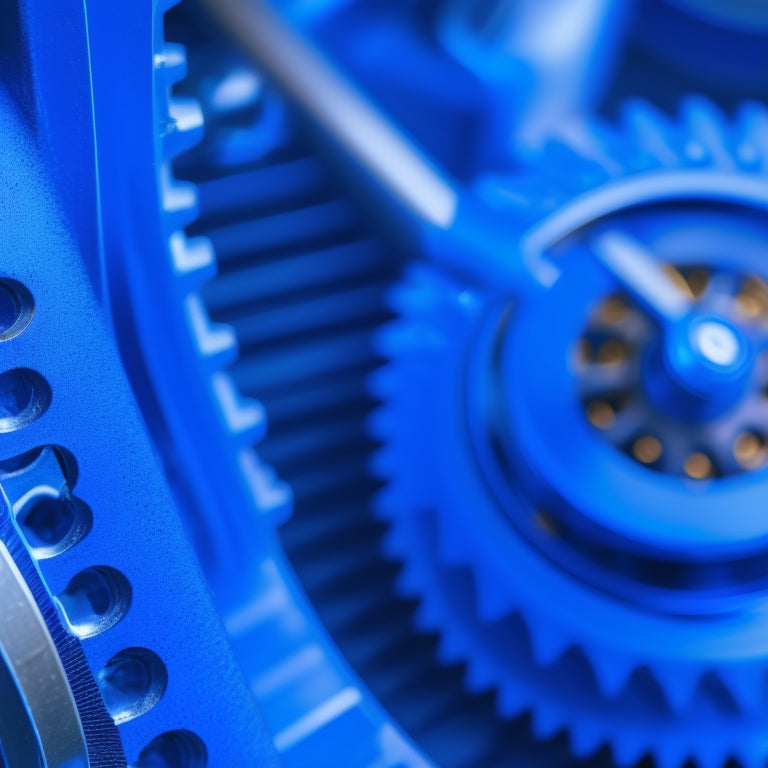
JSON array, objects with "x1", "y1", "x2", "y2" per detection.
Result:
[
  {"x1": 436, "y1": 516, "x2": 469, "y2": 566},
  {"x1": 380, "y1": 515, "x2": 413, "y2": 558},
  {"x1": 374, "y1": 321, "x2": 412, "y2": 358},
  {"x1": 185, "y1": 293, "x2": 238, "y2": 365},
  {"x1": 238, "y1": 449, "x2": 292, "y2": 525},
  {"x1": 732, "y1": 739, "x2": 766, "y2": 768},
  {"x1": 393, "y1": 545, "x2": 429, "y2": 595},
  {"x1": 496, "y1": 682, "x2": 529, "y2": 719},
  {"x1": 414, "y1": 592, "x2": 443, "y2": 632},
  {"x1": 169, "y1": 231, "x2": 216, "y2": 286},
  {"x1": 155, "y1": 42, "x2": 188, "y2": 89},
  {"x1": 212, "y1": 372, "x2": 267, "y2": 445},
  {"x1": 527, "y1": 620, "x2": 569, "y2": 667},
  {"x1": 370, "y1": 444, "x2": 398, "y2": 479},
  {"x1": 694, "y1": 741, "x2": 731, "y2": 768},
  {"x1": 719, "y1": 664, "x2": 766, "y2": 712},
  {"x1": 473, "y1": 562, "x2": 515, "y2": 622},
  {"x1": 557, "y1": 117, "x2": 632, "y2": 179},
  {"x1": 437, "y1": 624, "x2": 468, "y2": 664},
  {"x1": 531, "y1": 702, "x2": 563, "y2": 740},
  {"x1": 622, "y1": 98, "x2": 679, "y2": 168},
  {"x1": 464, "y1": 656, "x2": 496, "y2": 694},
  {"x1": 736, "y1": 101, "x2": 768, "y2": 170},
  {"x1": 653, "y1": 662, "x2": 701, "y2": 714},
  {"x1": 569, "y1": 719, "x2": 605, "y2": 759},
  {"x1": 655, "y1": 737, "x2": 690, "y2": 768},
  {"x1": 161, "y1": 167, "x2": 199, "y2": 231},
  {"x1": 388, "y1": 273, "x2": 439, "y2": 316},
  {"x1": 680, "y1": 96, "x2": 734, "y2": 170},
  {"x1": 366, "y1": 406, "x2": 395, "y2": 442},
  {"x1": 611, "y1": 735, "x2": 649, "y2": 768},
  {"x1": 165, "y1": 96, "x2": 205, "y2": 159},
  {"x1": 373, "y1": 482, "x2": 409, "y2": 522},
  {"x1": 380, "y1": 322, "x2": 445, "y2": 357},
  {"x1": 590, "y1": 652, "x2": 635, "y2": 698},
  {"x1": 367, "y1": 365, "x2": 398, "y2": 400}
]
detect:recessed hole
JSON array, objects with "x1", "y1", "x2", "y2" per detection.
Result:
[
  {"x1": 98, "y1": 648, "x2": 168, "y2": 725},
  {"x1": 0, "y1": 279, "x2": 34, "y2": 341},
  {"x1": 0, "y1": 446, "x2": 44, "y2": 474},
  {"x1": 733, "y1": 431, "x2": 768, "y2": 470},
  {"x1": 52, "y1": 445, "x2": 80, "y2": 489},
  {"x1": 685, "y1": 452, "x2": 714, "y2": 480},
  {"x1": 0, "y1": 368, "x2": 51, "y2": 433},
  {"x1": 134, "y1": 730, "x2": 208, "y2": 768},
  {"x1": 16, "y1": 494, "x2": 92, "y2": 557},
  {"x1": 586, "y1": 400, "x2": 615, "y2": 430},
  {"x1": 58, "y1": 567, "x2": 132, "y2": 639},
  {"x1": 597, "y1": 295, "x2": 628, "y2": 324},
  {"x1": 596, "y1": 339, "x2": 627, "y2": 366},
  {"x1": 632, "y1": 436, "x2": 663, "y2": 465},
  {"x1": 736, "y1": 276, "x2": 768, "y2": 319}
]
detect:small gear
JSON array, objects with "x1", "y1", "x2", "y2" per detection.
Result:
[{"x1": 371, "y1": 97, "x2": 768, "y2": 768}]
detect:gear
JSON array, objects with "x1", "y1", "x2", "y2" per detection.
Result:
[
  {"x1": 0, "y1": 1, "x2": 279, "y2": 765},
  {"x1": 371, "y1": 97, "x2": 768, "y2": 768}
]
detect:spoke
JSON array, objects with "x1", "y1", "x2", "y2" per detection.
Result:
[
  {"x1": 202, "y1": 0, "x2": 459, "y2": 230},
  {"x1": 590, "y1": 231, "x2": 692, "y2": 329},
  {"x1": 201, "y1": 0, "x2": 547, "y2": 297}
]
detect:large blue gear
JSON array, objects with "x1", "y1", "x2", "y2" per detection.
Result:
[
  {"x1": 0, "y1": 1, "x2": 279, "y2": 765},
  {"x1": 371, "y1": 98, "x2": 768, "y2": 768}
]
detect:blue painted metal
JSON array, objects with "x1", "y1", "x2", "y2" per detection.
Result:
[
  {"x1": 4, "y1": 2, "x2": 768, "y2": 768},
  {"x1": 1, "y1": 1, "x2": 277, "y2": 765},
  {"x1": 371, "y1": 98, "x2": 768, "y2": 768}
]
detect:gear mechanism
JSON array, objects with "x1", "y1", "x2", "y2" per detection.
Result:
[{"x1": 371, "y1": 98, "x2": 768, "y2": 768}]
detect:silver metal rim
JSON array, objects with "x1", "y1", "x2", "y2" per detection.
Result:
[{"x1": 0, "y1": 540, "x2": 88, "y2": 768}]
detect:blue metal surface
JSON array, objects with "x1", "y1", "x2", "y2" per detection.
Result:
[
  {"x1": 1, "y1": 1, "x2": 277, "y2": 766},
  {"x1": 3, "y1": 2, "x2": 768, "y2": 768},
  {"x1": 372, "y1": 99, "x2": 768, "y2": 768}
]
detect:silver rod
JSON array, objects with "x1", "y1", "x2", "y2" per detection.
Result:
[{"x1": 202, "y1": 0, "x2": 460, "y2": 230}]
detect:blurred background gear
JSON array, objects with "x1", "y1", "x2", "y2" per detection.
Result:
[{"x1": 1, "y1": 1, "x2": 766, "y2": 768}]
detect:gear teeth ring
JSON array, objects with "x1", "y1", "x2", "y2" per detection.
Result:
[{"x1": 372, "y1": 99, "x2": 768, "y2": 768}]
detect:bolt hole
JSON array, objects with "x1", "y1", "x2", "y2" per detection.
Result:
[
  {"x1": 586, "y1": 400, "x2": 615, "y2": 430},
  {"x1": 0, "y1": 369, "x2": 51, "y2": 433},
  {"x1": 684, "y1": 452, "x2": 717, "y2": 480},
  {"x1": 98, "y1": 648, "x2": 168, "y2": 725},
  {"x1": 17, "y1": 495, "x2": 92, "y2": 558},
  {"x1": 0, "y1": 279, "x2": 34, "y2": 341},
  {"x1": 59, "y1": 567, "x2": 132, "y2": 639},
  {"x1": 133, "y1": 731, "x2": 207, "y2": 768},
  {"x1": 597, "y1": 294, "x2": 629, "y2": 324},
  {"x1": 632, "y1": 436, "x2": 663, "y2": 465},
  {"x1": 52, "y1": 445, "x2": 80, "y2": 489},
  {"x1": 733, "y1": 431, "x2": 768, "y2": 470}
]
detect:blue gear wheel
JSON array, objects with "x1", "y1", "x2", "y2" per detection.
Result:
[
  {"x1": 1, "y1": 1, "x2": 280, "y2": 765},
  {"x1": 371, "y1": 97, "x2": 768, "y2": 768}
]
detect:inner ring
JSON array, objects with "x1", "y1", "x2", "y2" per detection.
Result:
[{"x1": 0, "y1": 540, "x2": 87, "y2": 768}]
